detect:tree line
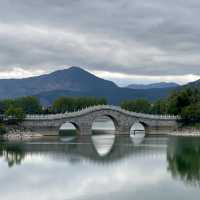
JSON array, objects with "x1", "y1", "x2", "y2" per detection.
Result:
[
  {"x1": 52, "y1": 96, "x2": 107, "y2": 113},
  {"x1": 0, "y1": 96, "x2": 107, "y2": 124},
  {"x1": 121, "y1": 87, "x2": 200, "y2": 125},
  {"x1": 0, "y1": 87, "x2": 200, "y2": 127},
  {"x1": 0, "y1": 96, "x2": 42, "y2": 124}
]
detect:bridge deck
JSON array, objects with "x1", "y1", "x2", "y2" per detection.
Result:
[{"x1": 23, "y1": 105, "x2": 179, "y2": 121}]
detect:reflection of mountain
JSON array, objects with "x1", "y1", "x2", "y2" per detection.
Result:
[
  {"x1": 0, "y1": 136, "x2": 167, "y2": 167},
  {"x1": 167, "y1": 137, "x2": 200, "y2": 187}
]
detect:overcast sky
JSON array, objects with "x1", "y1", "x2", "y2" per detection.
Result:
[{"x1": 0, "y1": 0, "x2": 200, "y2": 86}]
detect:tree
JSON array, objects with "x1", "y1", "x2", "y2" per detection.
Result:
[
  {"x1": 0, "y1": 101, "x2": 5, "y2": 114},
  {"x1": 181, "y1": 103, "x2": 200, "y2": 125},
  {"x1": 0, "y1": 99, "x2": 16, "y2": 113},
  {"x1": 165, "y1": 87, "x2": 200, "y2": 125},
  {"x1": 151, "y1": 99, "x2": 168, "y2": 114},
  {"x1": 15, "y1": 96, "x2": 42, "y2": 114},
  {"x1": 53, "y1": 97, "x2": 74, "y2": 113},
  {"x1": 52, "y1": 96, "x2": 107, "y2": 113},
  {"x1": 99, "y1": 97, "x2": 107, "y2": 105},
  {"x1": 0, "y1": 96, "x2": 42, "y2": 114},
  {"x1": 168, "y1": 87, "x2": 200, "y2": 115},
  {"x1": 121, "y1": 99, "x2": 151, "y2": 113},
  {"x1": 5, "y1": 107, "x2": 25, "y2": 124}
]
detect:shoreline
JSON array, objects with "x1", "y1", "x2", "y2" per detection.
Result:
[
  {"x1": 3, "y1": 130, "x2": 43, "y2": 141},
  {"x1": 2, "y1": 127, "x2": 200, "y2": 141}
]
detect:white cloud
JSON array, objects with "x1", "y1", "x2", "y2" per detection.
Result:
[
  {"x1": 0, "y1": 152, "x2": 168, "y2": 200},
  {"x1": 94, "y1": 70, "x2": 200, "y2": 86},
  {"x1": 0, "y1": 67, "x2": 44, "y2": 79}
]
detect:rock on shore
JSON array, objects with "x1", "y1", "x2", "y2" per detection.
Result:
[
  {"x1": 170, "y1": 127, "x2": 200, "y2": 136},
  {"x1": 4, "y1": 129, "x2": 43, "y2": 141}
]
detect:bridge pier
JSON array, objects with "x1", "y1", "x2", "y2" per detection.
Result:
[
  {"x1": 78, "y1": 123, "x2": 92, "y2": 135},
  {"x1": 115, "y1": 125, "x2": 130, "y2": 135},
  {"x1": 79, "y1": 127, "x2": 92, "y2": 135}
]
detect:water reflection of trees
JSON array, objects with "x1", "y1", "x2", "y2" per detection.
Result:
[
  {"x1": 167, "y1": 137, "x2": 200, "y2": 187},
  {"x1": 0, "y1": 143, "x2": 25, "y2": 167}
]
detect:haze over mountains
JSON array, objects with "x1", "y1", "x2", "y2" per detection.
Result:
[{"x1": 0, "y1": 66, "x2": 197, "y2": 105}]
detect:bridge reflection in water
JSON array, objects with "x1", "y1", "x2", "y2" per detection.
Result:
[
  {"x1": 0, "y1": 133, "x2": 168, "y2": 167},
  {"x1": 2, "y1": 133, "x2": 200, "y2": 188}
]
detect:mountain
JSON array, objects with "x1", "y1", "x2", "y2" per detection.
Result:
[
  {"x1": 186, "y1": 79, "x2": 200, "y2": 88},
  {"x1": 0, "y1": 66, "x2": 117, "y2": 99},
  {"x1": 127, "y1": 82, "x2": 179, "y2": 90},
  {"x1": 0, "y1": 66, "x2": 176, "y2": 105}
]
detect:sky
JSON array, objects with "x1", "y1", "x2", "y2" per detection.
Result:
[{"x1": 0, "y1": 0, "x2": 200, "y2": 86}]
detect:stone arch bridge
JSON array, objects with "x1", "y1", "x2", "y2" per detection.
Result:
[{"x1": 22, "y1": 105, "x2": 180, "y2": 135}]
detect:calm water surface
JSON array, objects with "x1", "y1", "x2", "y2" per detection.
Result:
[{"x1": 0, "y1": 123, "x2": 200, "y2": 199}]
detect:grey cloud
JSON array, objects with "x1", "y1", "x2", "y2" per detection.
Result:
[{"x1": 0, "y1": 0, "x2": 200, "y2": 77}]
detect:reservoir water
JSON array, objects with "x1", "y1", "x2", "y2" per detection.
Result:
[{"x1": 0, "y1": 119, "x2": 200, "y2": 200}]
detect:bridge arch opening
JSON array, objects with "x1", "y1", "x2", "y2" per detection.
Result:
[
  {"x1": 130, "y1": 122, "x2": 146, "y2": 138},
  {"x1": 91, "y1": 115, "x2": 118, "y2": 135},
  {"x1": 59, "y1": 122, "x2": 80, "y2": 136}
]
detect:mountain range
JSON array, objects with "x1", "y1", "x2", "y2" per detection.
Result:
[
  {"x1": 126, "y1": 82, "x2": 179, "y2": 90},
  {"x1": 0, "y1": 66, "x2": 197, "y2": 105}
]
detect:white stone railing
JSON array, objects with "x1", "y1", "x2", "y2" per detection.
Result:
[
  {"x1": 24, "y1": 105, "x2": 180, "y2": 120},
  {"x1": 64, "y1": 105, "x2": 180, "y2": 120},
  {"x1": 25, "y1": 113, "x2": 66, "y2": 120}
]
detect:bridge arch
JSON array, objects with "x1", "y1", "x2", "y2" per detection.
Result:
[
  {"x1": 59, "y1": 121, "x2": 81, "y2": 135},
  {"x1": 91, "y1": 113, "x2": 120, "y2": 133},
  {"x1": 130, "y1": 121, "x2": 148, "y2": 135},
  {"x1": 138, "y1": 121, "x2": 149, "y2": 130}
]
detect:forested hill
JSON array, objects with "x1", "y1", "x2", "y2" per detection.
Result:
[
  {"x1": 36, "y1": 87, "x2": 174, "y2": 105},
  {"x1": 187, "y1": 79, "x2": 200, "y2": 88}
]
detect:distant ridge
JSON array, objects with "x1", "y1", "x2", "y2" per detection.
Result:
[{"x1": 127, "y1": 82, "x2": 179, "y2": 90}]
